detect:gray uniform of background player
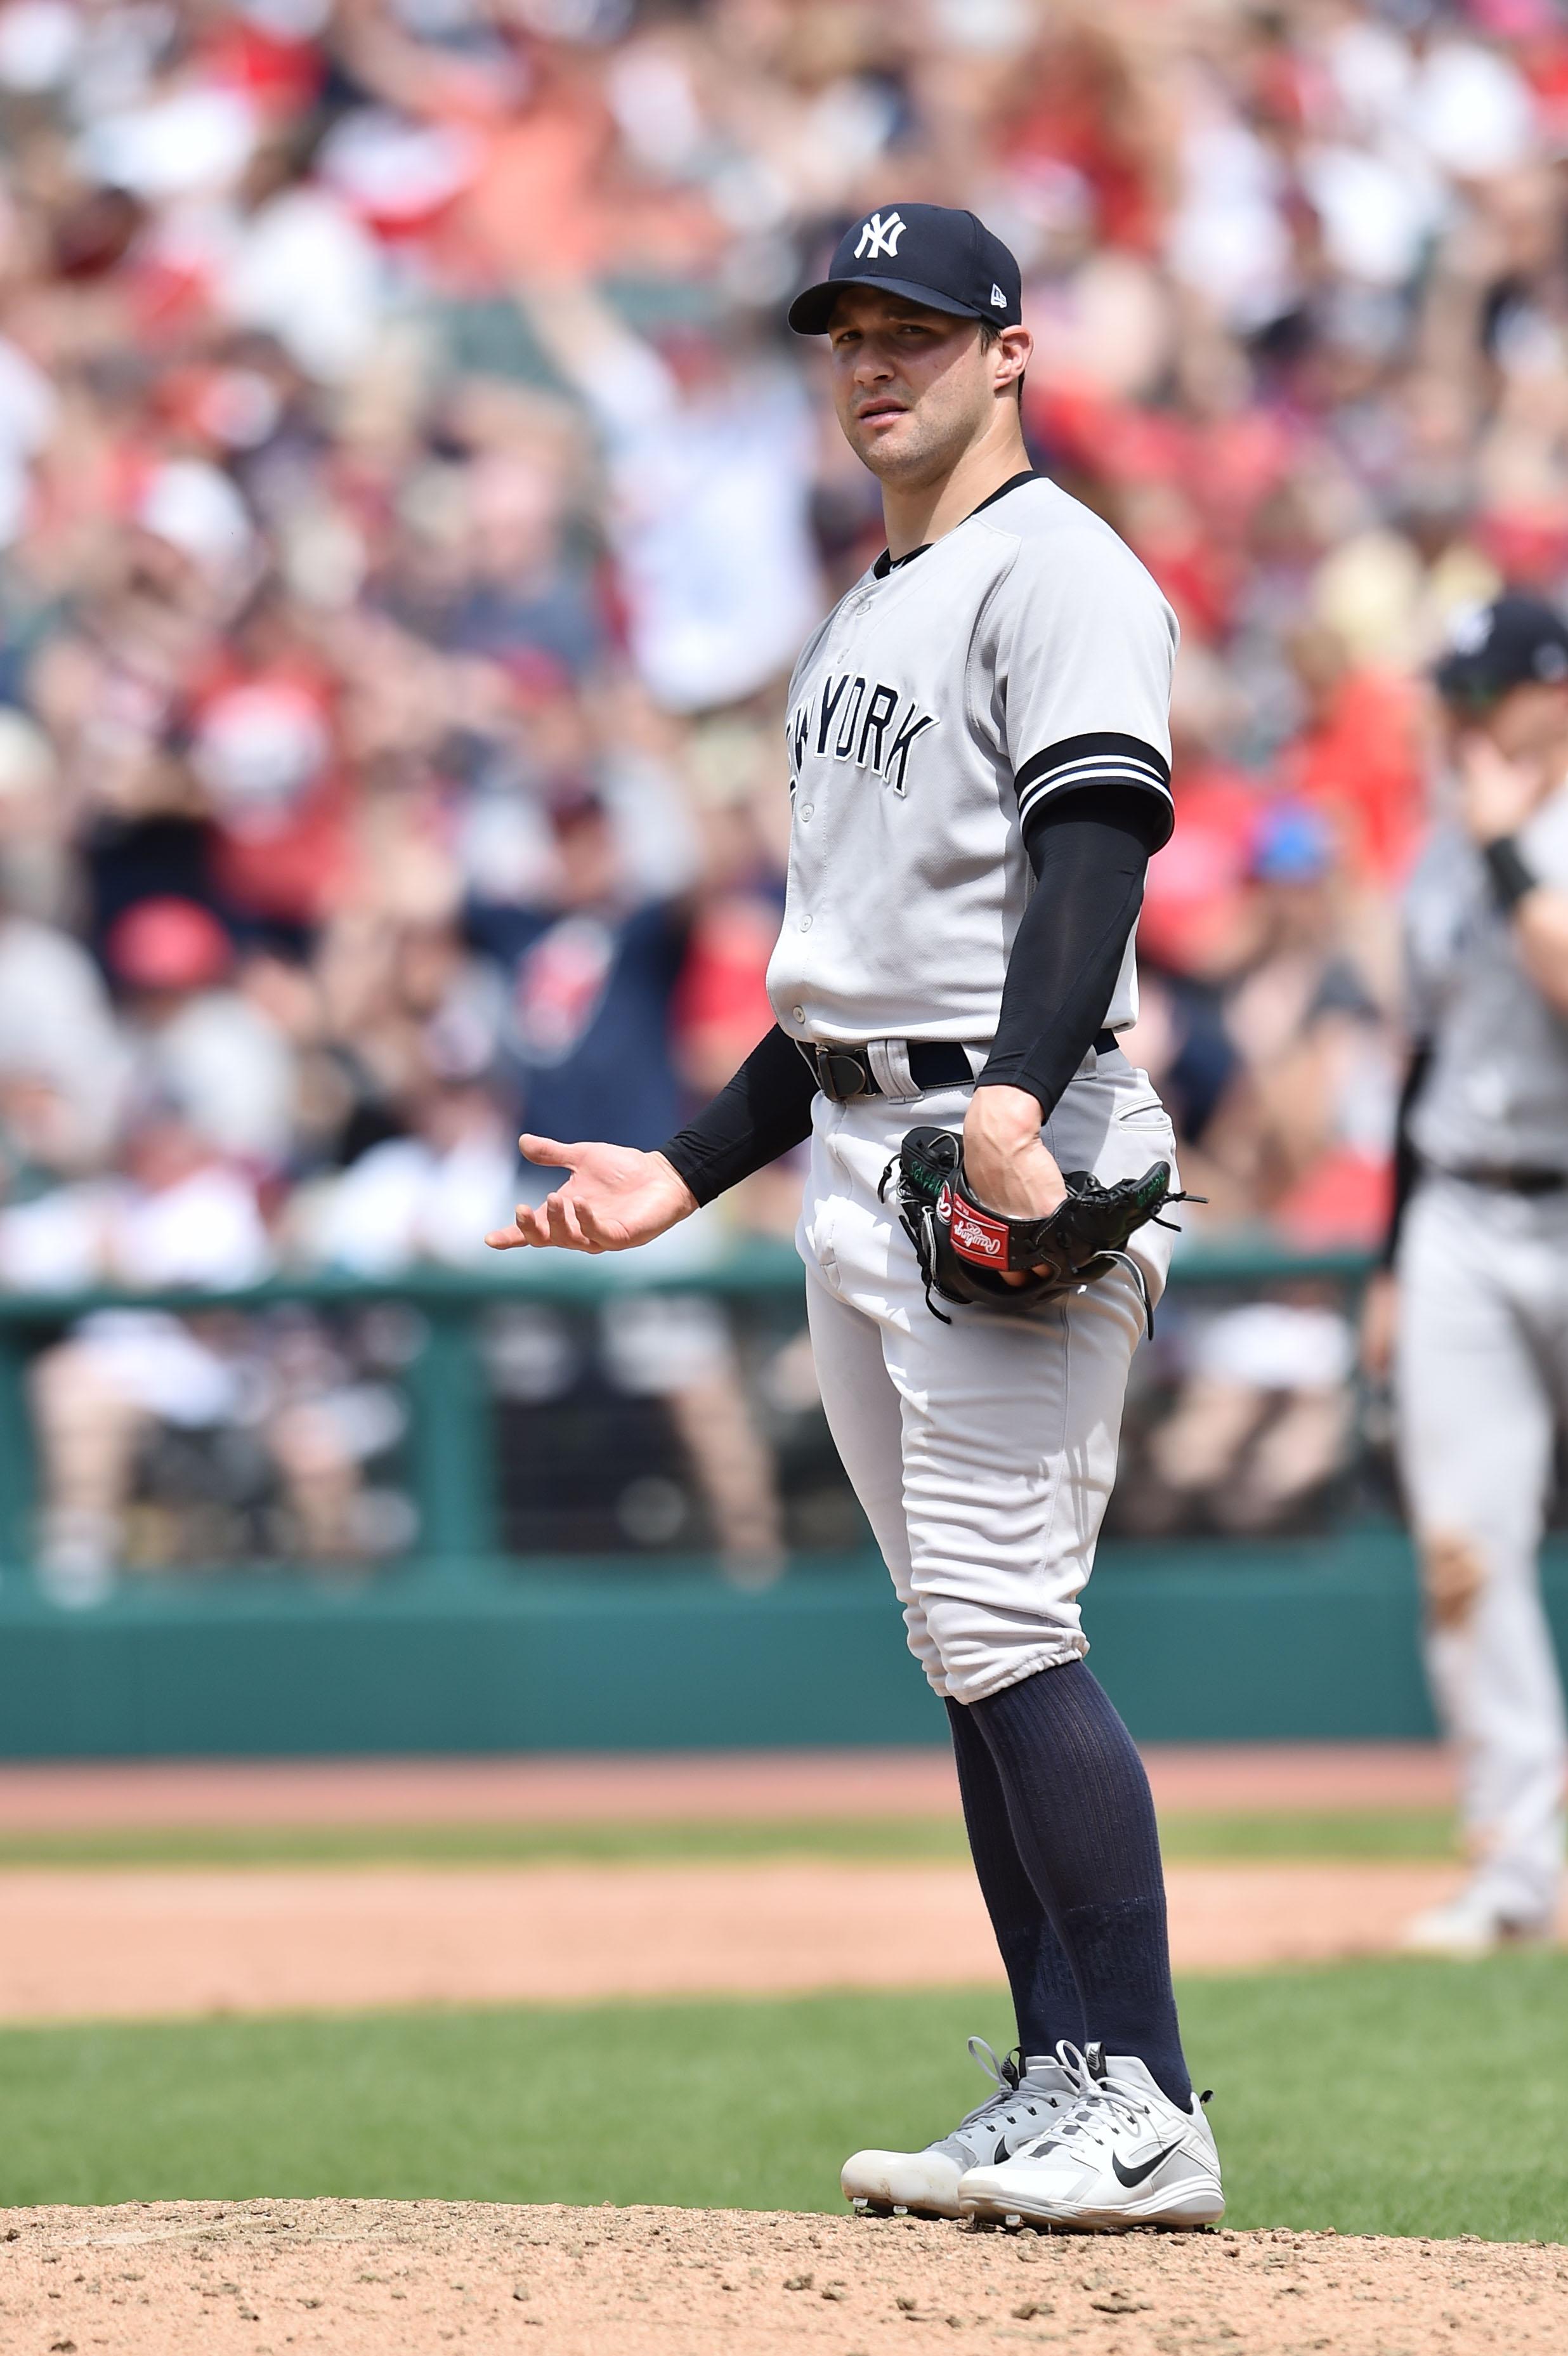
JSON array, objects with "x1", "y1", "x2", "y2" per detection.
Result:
[
  {"x1": 1397, "y1": 786, "x2": 1568, "y2": 1927},
  {"x1": 766, "y1": 473, "x2": 1180, "y2": 1703}
]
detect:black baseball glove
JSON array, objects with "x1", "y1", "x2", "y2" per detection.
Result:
[{"x1": 879, "y1": 1125, "x2": 1196, "y2": 1327}]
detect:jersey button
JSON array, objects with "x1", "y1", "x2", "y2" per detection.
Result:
[
  {"x1": 800, "y1": 803, "x2": 814, "y2": 821},
  {"x1": 799, "y1": 914, "x2": 813, "y2": 931},
  {"x1": 792, "y1": 1005, "x2": 804, "y2": 1021}
]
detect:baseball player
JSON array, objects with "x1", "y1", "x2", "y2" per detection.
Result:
[
  {"x1": 1365, "y1": 594, "x2": 1568, "y2": 1957},
  {"x1": 487, "y1": 204, "x2": 1223, "y2": 2232}
]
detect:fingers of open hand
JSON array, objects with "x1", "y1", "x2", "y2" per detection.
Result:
[
  {"x1": 485, "y1": 1191, "x2": 627, "y2": 1253},
  {"x1": 573, "y1": 1197, "x2": 623, "y2": 1250},
  {"x1": 485, "y1": 1199, "x2": 552, "y2": 1251},
  {"x1": 545, "y1": 1189, "x2": 602, "y2": 1253}
]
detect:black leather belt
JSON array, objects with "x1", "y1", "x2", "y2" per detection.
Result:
[
  {"x1": 1446, "y1": 1163, "x2": 1568, "y2": 1196},
  {"x1": 810, "y1": 1031, "x2": 1121, "y2": 1104}
]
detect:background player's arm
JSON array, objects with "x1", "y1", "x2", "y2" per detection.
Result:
[
  {"x1": 1503, "y1": 890, "x2": 1568, "y2": 1017},
  {"x1": 1361, "y1": 1038, "x2": 1432, "y2": 1380},
  {"x1": 1459, "y1": 733, "x2": 1568, "y2": 1016}
]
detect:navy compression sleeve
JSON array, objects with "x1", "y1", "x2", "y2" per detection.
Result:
[
  {"x1": 976, "y1": 783, "x2": 1165, "y2": 1118},
  {"x1": 659, "y1": 1023, "x2": 817, "y2": 1207},
  {"x1": 1378, "y1": 1040, "x2": 1431, "y2": 1270}
]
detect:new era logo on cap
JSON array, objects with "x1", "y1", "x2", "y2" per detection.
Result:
[{"x1": 788, "y1": 202, "x2": 1022, "y2": 336}]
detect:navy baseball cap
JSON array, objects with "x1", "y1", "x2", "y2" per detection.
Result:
[
  {"x1": 788, "y1": 203, "x2": 1022, "y2": 336},
  {"x1": 1434, "y1": 594, "x2": 1568, "y2": 709}
]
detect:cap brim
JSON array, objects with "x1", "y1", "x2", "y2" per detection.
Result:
[
  {"x1": 1432, "y1": 654, "x2": 1503, "y2": 706},
  {"x1": 787, "y1": 275, "x2": 989, "y2": 335}
]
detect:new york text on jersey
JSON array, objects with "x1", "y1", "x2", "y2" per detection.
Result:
[{"x1": 787, "y1": 672, "x2": 940, "y2": 797}]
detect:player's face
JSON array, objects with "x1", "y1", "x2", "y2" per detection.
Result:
[
  {"x1": 825, "y1": 291, "x2": 1018, "y2": 483},
  {"x1": 1475, "y1": 681, "x2": 1568, "y2": 777}
]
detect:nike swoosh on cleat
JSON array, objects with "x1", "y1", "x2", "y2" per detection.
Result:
[
  {"x1": 1111, "y1": 2140, "x2": 1182, "y2": 2188},
  {"x1": 992, "y1": 2138, "x2": 1010, "y2": 2164}
]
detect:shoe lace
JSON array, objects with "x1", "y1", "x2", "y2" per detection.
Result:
[
  {"x1": 1019, "y1": 2041, "x2": 1158, "y2": 2159},
  {"x1": 947, "y1": 2036, "x2": 1051, "y2": 2142},
  {"x1": 958, "y1": 2035, "x2": 1021, "y2": 2112}
]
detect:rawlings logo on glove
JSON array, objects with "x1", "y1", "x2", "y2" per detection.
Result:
[
  {"x1": 880, "y1": 1125, "x2": 1199, "y2": 1326},
  {"x1": 944, "y1": 1191, "x2": 1009, "y2": 1262}
]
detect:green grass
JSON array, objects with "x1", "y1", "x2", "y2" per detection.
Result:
[
  {"x1": 0, "y1": 1807, "x2": 1459, "y2": 1869},
  {"x1": 1163, "y1": 1808, "x2": 1457, "y2": 1861},
  {"x1": 0, "y1": 1954, "x2": 1562, "y2": 2241},
  {"x1": 0, "y1": 1819, "x2": 972, "y2": 1869}
]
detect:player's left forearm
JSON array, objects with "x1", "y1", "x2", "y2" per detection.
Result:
[{"x1": 976, "y1": 791, "x2": 1154, "y2": 1118}]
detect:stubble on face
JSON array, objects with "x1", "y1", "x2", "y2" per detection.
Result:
[{"x1": 826, "y1": 292, "x2": 994, "y2": 487}]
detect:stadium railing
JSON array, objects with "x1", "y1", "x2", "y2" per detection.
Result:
[
  {"x1": 0, "y1": 1238, "x2": 1371, "y2": 1578},
  {"x1": 11, "y1": 1240, "x2": 1557, "y2": 1755}
]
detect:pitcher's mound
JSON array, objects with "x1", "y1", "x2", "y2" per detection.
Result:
[{"x1": 4, "y1": 2197, "x2": 1562, "y2": 2353}]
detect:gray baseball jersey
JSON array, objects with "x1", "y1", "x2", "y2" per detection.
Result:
[
  {"x1": 1404, "y1": 781, "x2": 1568, "y2": 1170},
  {"x1": 764, "y1": 474, "x2": 1178, "y2": 1049}
]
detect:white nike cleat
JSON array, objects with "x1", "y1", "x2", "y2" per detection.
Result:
[
  {"x1": 842, "y1": 2038, "x2": 1076, "y2": 2221},
  {"x1": 1400, "y1": 1882, "x2": 1555, "y2": 1960},
  {"x1": 958, "y1": 2042, "x2": 1224, "y2": 2234}
]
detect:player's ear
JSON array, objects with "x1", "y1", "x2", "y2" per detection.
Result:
[{"x1": 993, "y1": 325, "x2": 1031, "y2": 402}]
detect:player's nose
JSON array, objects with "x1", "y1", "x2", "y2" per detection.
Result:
[{"x1": 852, "y1": 342, "x2": 896, "y2": 384}]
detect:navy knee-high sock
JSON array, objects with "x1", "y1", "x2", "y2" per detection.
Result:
[
  {"x1": 945, "y1": 1698, "x2": 1085, "y2": 2059},
  {"x1": 967, "y1": 1659, "x2": 1191, "y2": 2108}
]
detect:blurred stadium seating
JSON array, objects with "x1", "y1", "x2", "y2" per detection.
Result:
[
  {"x1": 3, "y1": 1235, "x2": 1563, "y2": 1756},
  {"x1": 4, "y1": 0, "x2": 1568, "y2": 1743}
]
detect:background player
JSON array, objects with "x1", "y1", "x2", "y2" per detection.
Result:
[
  {"x1": 1365, "y1": 595, "x2": 1568, "y2": 1958},
  {"x1": 487, "y1": 202, "x2": 1222, "y2": 2233}
]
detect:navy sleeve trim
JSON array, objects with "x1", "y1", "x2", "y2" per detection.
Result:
[{"x1": 1014, "y1": 732, "x2": 1173, "y2": 842}]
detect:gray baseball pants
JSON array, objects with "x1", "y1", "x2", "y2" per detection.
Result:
[
  {"x1": 797, "y1": 1045, "x2": 1177, "y2": 1705},
  {"x1": 1395, "y1": 1174, "x2": 1568, "y2": 1924}
]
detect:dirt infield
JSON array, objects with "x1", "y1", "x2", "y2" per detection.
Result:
[
  {"x1": 2, "y1": 2200, "x2": 1561, "y2": 2355},
  {"x1": 1, "y1": 1858, "x2": 1557, "y2": 2020},
  {"x1": 0, "y1": 1744, "x2": 1454, "y2": 1830},
  {"x1": 0, "y1": 1744, "x2": 1498, "y2": 2025}
]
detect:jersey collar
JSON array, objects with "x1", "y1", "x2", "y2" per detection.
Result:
[{"x1": 871, "y1": 468, "x2": 1043, "y2": 579}]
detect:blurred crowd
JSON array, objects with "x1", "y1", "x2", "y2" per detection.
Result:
[{"x1": 3, "y1": 0, "x2": 1566, "y2": 1576}]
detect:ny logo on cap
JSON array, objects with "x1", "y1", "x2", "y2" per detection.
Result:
[
  {"x1": 1447, "y1": 603, "x2": 1493, "y2": 655},
  {"x1": 855, "y1": 209, "x2": 906, "y2": 260}
]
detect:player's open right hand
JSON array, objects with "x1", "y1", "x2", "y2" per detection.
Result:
[{"x1": 485, "y1": 1137, "x2": 698, "y2": 1255}]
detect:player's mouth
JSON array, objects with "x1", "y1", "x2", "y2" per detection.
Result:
[{"x1": 855, "y1": 398, "x2": 908, "y2": 427}]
